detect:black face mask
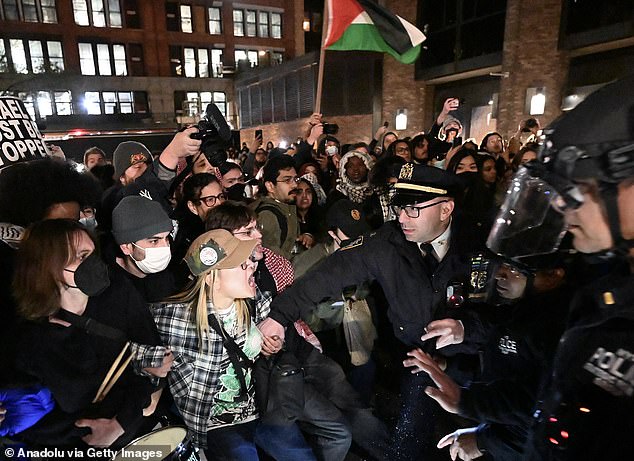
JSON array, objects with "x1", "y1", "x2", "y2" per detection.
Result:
[
  {"x1": 64, "y1": 253, "x2": 110, "y2": 297},
  {"x1": 457, "y1": 171, "x2": 479, "y2": 188}
]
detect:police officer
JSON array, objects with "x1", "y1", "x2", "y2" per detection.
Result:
[
  {"x1": 484, "y1": 75, "x2": 634, "y2": 460},
  {"x1": 258, "y1": 163, "x2": 479, "y2": 459}
]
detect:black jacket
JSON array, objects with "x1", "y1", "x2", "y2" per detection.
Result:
[
  {"x1": 457, "y1": 286, "x2": 571, "y2": 459},
  {"x1": 267, "y1": 220, "x2": 475, "y2": 349},
  {"x1": 524, "y1": 271, "x2": 634, "y2": 460},
  {"x1": 16, "y1": 270, "x2": 160, "y2": 448}
]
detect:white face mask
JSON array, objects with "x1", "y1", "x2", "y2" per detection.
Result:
[
  {"x1": 79, "y1": 216, "x2": 97, "y2": 231},
  {"x1": 132, "y1": 244, "x2": 172, "y2": 274}
]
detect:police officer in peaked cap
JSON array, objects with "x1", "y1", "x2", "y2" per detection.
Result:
[
  {"x1": 259, "y1": 163, "x2": 482, "y2": 459},
  {"x1": 484, "y1": 75, "x2": 634, "y2": 460}
]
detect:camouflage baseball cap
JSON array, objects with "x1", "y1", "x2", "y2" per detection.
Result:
[{"x1": 184, "y1": 229, "x2": 257, "y2": 276}]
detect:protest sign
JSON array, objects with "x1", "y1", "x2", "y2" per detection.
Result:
[{"x1": 0, "y1": 96, "x2": 48, "y2": 171}]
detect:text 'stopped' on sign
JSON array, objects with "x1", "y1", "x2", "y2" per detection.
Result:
[{"x1": 0, "y1": 96, "x2": 49, "y2": 171}]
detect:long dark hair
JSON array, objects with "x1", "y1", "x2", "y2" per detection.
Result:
[
  {"x1": 13, "y1": 219, "x2": 96, "y2": 320},
  {"x1": 446, "y1": 148, "x2": 477, "y2": 174}
]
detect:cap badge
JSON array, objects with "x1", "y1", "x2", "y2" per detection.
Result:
[
  {"x1": 399, "y1": 163, "x2": 414, "y2": 180},
  {"x1": 129, "y1": 152, "x2": 147, "y2": 165},
  {"x1": 200, "y1": 247, "x2": 218, "y2": 266},
  {"x1": 198, "y1": 239, "x2": 226, "y2": 267}
]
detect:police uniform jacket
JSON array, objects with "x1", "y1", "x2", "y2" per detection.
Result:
[
  {"x1": 267, "y1": 220, "x2": 472, "y2": 349},
  {"x1": 457, "y1": 286, "x2": 571, "y2": 460},
  {"x1": 524, "y1": 271, "x2": 634, "y2": 460}
]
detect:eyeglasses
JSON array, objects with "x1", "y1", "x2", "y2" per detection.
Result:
[
  {"x1": 233, "y1": 223, "x2": 264, "y2": 238},
  {"x1": 277, "y1": 176, "x2": 299, "y2": 185},
  {"x1": 391, "y1": 200, "x2": 449, "y2": 219},
  {"x1": 196, "y1": 193, "x2": 227, "y2": 207}
]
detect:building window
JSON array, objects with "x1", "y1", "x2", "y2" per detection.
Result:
[
  {"x1": 17, "y1": 90, "x2": 72, "y2": 120},
  {"x1": 183, "y1": 47, "x2": 196, "y2": 77},
  {"x1": 78, "y1": 42, "x2": 127, "y2": 76},
  {"x1": 197, "y1": 48, "x2": 209, "y2": 77},
  {"x1": 233, "y1": 9, "x2": 244, "y2": 36},
  {"x1": 419, "y1": 0, "x2": 506, "y2": 70},
  {"x1": 0, "y1": 41, "x2": 8, "y2": 72},
  {"x1": 271, "y1": 12, "x2": 282, "y2": 39},
  {"x1": 82, "y1": 90, "x2": 147, "y2": 115},
  {"x1": 10, "y1": 39, "x2": 28, "y2": 73},
  {"x1": 246, "y1": 10, "x2": 256, "y2": 37},
  {"x1": 180, "y1": 4, "x2": 192, "y2": 32},
  {"x1": 235, "y1": 49, "x2": 259, "y2": 68},
  {"x1": 0, "y1": 0, "x2": 57, "y2": 23},
  {"x1": 176, "y1": 91, "x2": 227, "y2": 117},
  {"x1": 208, "y1": 6, "x2": 221, "y2": 34},
  {"x1": 165, "y1": 2, "x2": 193, "y2": 32},
  {"x1": 170, "y1": 45, "x2": 224, "y2": 78},
  {"x1": 272, "y1": 51, "x2": 283, "y2": 65},
  {"x1": 128, "y1": 43, "x2": 144, "y2": 76},
  {"x1": 258, "y1": 11, "x2": 269, "y2": 38},
  {"x1": 231, "y1": 8, "x2": 282, "y2": 39},
  {"x1": 0, "y1": 38, "x2": 64, "y2": 73},
  {"x1": 46, "y1": 40, "x2": 64, "y2": 71},
  {"x1": 72, "y1": 0, "x2": 122, "y2": 27},
  {"x1": 211, "y1": 49, "x2": 222, "y2": 77}
]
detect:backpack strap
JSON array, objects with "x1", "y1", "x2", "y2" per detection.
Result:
[
  {"x1": 207, "y1": 313, "x2": 253, "y2": 402},
  {"x1": 255, "y1": 203, "x2": 288, "y2": 246}
]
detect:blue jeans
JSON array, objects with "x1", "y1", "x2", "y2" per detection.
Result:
[
  {"x1": 204, "y1": 420, "x2": 259, "y2": 461},
  {"x1": 204, "y1": 420, "x2": 316, "y2": 461},
  {"x1": 255, "y1": 422, "x2": 317, "y2": 461}
]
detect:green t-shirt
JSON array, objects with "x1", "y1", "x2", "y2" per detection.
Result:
[{"x1": 208, "y1": 306, "x2": 262, "y2": 429}]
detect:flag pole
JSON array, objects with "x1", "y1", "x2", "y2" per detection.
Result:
[{"x1": 314, "y1": 0, "x2": 329, "y2": 114}]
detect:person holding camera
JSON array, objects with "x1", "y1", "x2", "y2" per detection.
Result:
[
  {"x1": 99, "y1": 131, "x2": 201, "y2": 232},
  {"x1": 427, "y1": 98, "x2": 465, "y2": 168},
  {"x1": 508, "y1": 118, "x2": 541, "y2": 158}
]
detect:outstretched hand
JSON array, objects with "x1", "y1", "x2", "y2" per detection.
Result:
[
  {"x1": 437, "y1": 427, "x2": 483, "y2": 461},
  {"x1": 402, "y1": 348, "x2": 461, "y2": 413},
  {"x1": 421, "y1": 319, "x2": 465, "y2": 349}
]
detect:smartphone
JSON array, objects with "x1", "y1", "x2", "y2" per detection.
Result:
[
  {"x1": 383, "y1": 121, "x2": 389, "y2": 128},
  {"x1": 255, "y1": 129, "x2": 262, "y2": 139},
  {"x1": 452, "y1": 136, "x2": 463, "y2": 148}
]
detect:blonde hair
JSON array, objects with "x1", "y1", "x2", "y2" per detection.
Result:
[{"x1": 167, "y1": 269, "x2": 251, "y2": 351}]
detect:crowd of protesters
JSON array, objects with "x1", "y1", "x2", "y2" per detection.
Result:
[{"x1": 1, "y1": 76, "x2": 634, "y2": 461}]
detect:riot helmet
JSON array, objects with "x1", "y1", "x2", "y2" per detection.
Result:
[{"x1": 487, "y1": 75, "x2": 634, "y2": 258}]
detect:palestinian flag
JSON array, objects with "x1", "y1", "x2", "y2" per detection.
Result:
[{"x1": 323, "y1": 0, "x2": 426, "y2": 64}]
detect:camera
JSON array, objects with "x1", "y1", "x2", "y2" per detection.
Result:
[
  {"x1": 188, "y1": 103, "x2": 232, "y2": 167},
  {"x1": 322, "y1": 122, "x2": 339, "y2": 135}
]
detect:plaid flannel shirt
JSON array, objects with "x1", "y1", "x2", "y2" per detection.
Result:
[
  {"x1": 151, "y1": 291, "x2": 271, "y2": 448},
  {"x1": 130, "y1": 342, "x2": 168, "y2": 386}
]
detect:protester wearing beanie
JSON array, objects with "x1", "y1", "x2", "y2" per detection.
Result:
[{"x1": 110, "y1": 196, "x2": 178, "y2": 302}]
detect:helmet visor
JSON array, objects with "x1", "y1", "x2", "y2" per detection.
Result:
[{"x1": 487, "y1": 166, "x2": 570, "y2": 258}]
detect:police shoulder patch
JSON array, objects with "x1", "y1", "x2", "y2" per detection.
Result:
[{"x1": 341, "y1": 236, "x2": 364, "y2": 251}]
